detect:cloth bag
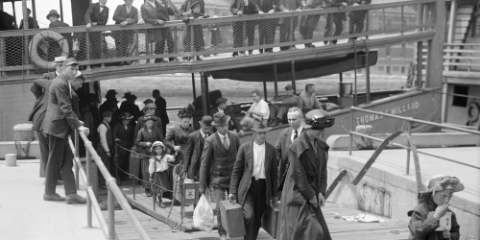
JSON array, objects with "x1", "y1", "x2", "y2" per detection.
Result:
[
  {"x1": 291, "y1": 203, "x2": 324, "y2": 240},
  {"x1": 193, "y1": 195, "x2": 215, "y2": 232}
]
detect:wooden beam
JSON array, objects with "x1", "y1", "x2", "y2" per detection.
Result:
[
  {"x1": 426, "y1": 0, "x2": 446, "y2": 88},
  {"x1": 273, "y1": 64, "x2": 278, "y2": 98},
  {"x1": 200, "y1": 73, "x2": 208, "y2": 116},
  {"x1": 191, "y1": 73, "x2": 196, "y2": 100}
]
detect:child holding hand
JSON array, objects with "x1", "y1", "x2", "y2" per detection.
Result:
[{"x1": 149, "y1": 141, "x2": 176, "y2": 208}]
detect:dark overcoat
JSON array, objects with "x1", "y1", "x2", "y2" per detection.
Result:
[
  {"x1": 229, "y1": 140, "x2": 278, "y2": 206},
  {"x1": 274, "y1": 127, "x2": 304, "y2": 188},
  {"x1": 84, "y1": 2, "x2": 109, "y2": 25},
  {"x1": 277, "y1": 131, "x2": 331, "y2": 240},
  {"x1": 199, "y1": 131, "x2": 240, "y2": 191},
  {"x1": 183, "y1": 129, "x2": 206, "y2": 180}
]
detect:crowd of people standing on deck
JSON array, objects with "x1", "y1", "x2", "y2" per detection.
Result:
[{"x1": 1, "y1": 0, "x2": 373, "y2": 67}]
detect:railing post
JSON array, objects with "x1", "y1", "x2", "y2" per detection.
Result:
[
  {"x1": 108, "y1": 186, "x2": 115, "y2": 240},
  {"x1": 405, "y1": 121, "x2": 412, "y2": 175},
  {"x1": 75, "y1": 130, "x2": 80, "y2": 190},
  {"x1": 100, "y1": 30, "x2": 105, "y2": 68},
  {"x1": 349, "y1": 107, "x2": 355, "y2": 155},
  {"x1": 85, "y1": 31, "x2": 92, "y2": 71},
  {"x1": 86, "y1": 149, "x2": 92, "y2": 228},
  {"x1": 0, "y1": 37, "x2": 5, "y2": 77}
]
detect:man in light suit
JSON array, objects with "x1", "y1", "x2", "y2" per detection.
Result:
[
  {"x1": 229, "y1": 122, "x2": 278, "y2": 240},
  {"x1": 113, "y1": 0, "x2": 138, "y2": 66},
  {"x1": 43, "y1": 58, "x2": 89, "y2": 204},
  {"x1": 183, "y1": 115, "x2": 213, "y2": 180},
  {"x1": 199, "y1": 112, "x2": 241, "y2": 240},
  {"x1": 29, "y1": 57, "x2": 66, "y2": 177},
  {"x1": 274, "y1": 107, "x2": 304, "y2": 190},
  {"x1": 84, "y1": 0, "x2": 109, "y2": 65}
]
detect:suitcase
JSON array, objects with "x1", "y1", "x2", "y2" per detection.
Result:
[
  {"x1": 261, "y1": 203, "x2": 280, "y2": 239},
  {"x1": 219, "y1": 200, "x2": 246, "y2": 237}
]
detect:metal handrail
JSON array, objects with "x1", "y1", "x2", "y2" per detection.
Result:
[
  {"x1": 71, "y1": 130, "x2": 151, "y2": 240},
  {"x1": 349, "y1": 106, "x2": 480, "y2": 175}
]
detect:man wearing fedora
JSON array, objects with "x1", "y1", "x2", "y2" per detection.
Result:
[
  {"x1": 120, "y1": 91, "x2": 141, "y2": 124},
  {"x1": 99, "y1": 89, "x2": 121, "y2": 128},
  {"x1": 199, "y1": 112, "x2": 241, "y2": 240},
  {"x1": 183, "y1": 115, "x2": 213, "y2": 181},
  {"x1": 43, "y1": 58, "x2": 89, "y2": 204},
  {"x1": 275, "y1": 107, "x2": 305, "y2": 192},
  {"x1": 113, "y1": 112, "x2": 135, "y2": 181},
  {"x1": 277, "y1": 109, "x2": 334, "y2": 240},
  {"x1": 210, "y1": 97, "x2": 244, "y2": 136},
  {"x1": 229, "y1": 122, "x2": 278, "y2": 240}
]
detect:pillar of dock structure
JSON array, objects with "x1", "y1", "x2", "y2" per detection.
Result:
[{"x1": 426, "y1": 0, "x2": 446, "y2": 88}]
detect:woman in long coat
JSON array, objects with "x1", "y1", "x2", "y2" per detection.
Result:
[
  {"x1": 135, "y1": 115, "x2": 174, "y2": 196},
  {"x1": 164, "y1": 108, "x2": 195, "y2": 198},
  {"x1": 277, "y1": 110, "x2": 334, "y2": 240}
]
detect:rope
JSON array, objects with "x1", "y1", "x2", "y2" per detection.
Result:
[{"x1": 115, "y1": 143, "x2": 179, "y2": 167}]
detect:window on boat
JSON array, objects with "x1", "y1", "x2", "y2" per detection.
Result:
[{"x1": 452, "y1": 85, "x2": 469, "y2": 107}]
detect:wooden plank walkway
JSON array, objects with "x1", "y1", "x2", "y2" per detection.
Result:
[{"x1": 117, "y1": 185, "x2": 409, "y2": 240}]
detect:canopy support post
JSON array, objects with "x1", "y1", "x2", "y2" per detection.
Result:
[
  {"x1": 365, "y1": 47, "x2": 371, "y2": 103},
  {"x1": 273, "y1": 64, "x2": 278, "y2": 98},
  {"x1": 200, "y1": 72, "x2": 209, "y2": 116},
  {"x1": 291, "y1": 61, "x2": 296, "y2": 94},
  {"x1": 338, "y1": 73, "x2": 343, "y2": 107},
  {"x1": 191, "y1": 73, "x2": 196, "y2": 100},
  {"x1": 59, "y1": 0, "x2": 64, "y2": 22},
  {"x1": 263, "y1": 81, "x2": 267, "y2": 100}
]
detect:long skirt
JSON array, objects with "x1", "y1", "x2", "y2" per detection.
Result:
[
  {"x1": 152, "y1": 171, "x2": 170, "y2": 194},
  {"x1": 166, "y1": 151, "x2": 183, "y2": 198},
  {"x1": 129, "y1": 146, "x2": 141, "y2": 180}
]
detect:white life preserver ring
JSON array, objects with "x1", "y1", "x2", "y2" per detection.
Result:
[
  {"x1": 467, "y1": 101, "x2": 480, "y2": 123},
  {"x1": 29, "y1": 30, "x2": 69, "y2": 70}
]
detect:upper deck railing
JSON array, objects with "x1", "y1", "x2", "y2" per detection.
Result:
[{"x1": 0, "y1": 0, "x2": 436, "y2": 80}]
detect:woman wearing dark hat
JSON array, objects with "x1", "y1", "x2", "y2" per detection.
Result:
[
  {"x1": 134, "y1": 103, "x2": 163, "y2": 142},
  {"x1": 278, "y1": 109, "x2": 334, "y2": 240},
  {"x1": 165, "y1": 105, "x2": 195, "y2": 197},
  {"x1": 407, "y1": 175, "x2": 463, "y2": 240},
  {"x1": 113, "y1": 112, "x2": 135, "y2": 181},
  {"x1": 135, "y1": 115, "x2": 175, "y2": 196}
]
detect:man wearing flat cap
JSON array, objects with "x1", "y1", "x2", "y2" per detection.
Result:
[
  {"x1": 278, "y1": 109, "x2": 334, "y2": 240},
  {"x1": 97, "y1": 110, "x2": 114, "y2": 189},
  {"x1": 183, "y1": 115, "x2": 213, "y2": 181},
  {"x1": 229, "y1": 122, "x2": 278, "y2": 240},
  {"x1": 210, "y1": 97, "x2": 245, "y2": 136},
  {"x1": 199, "y1": 112, "x2": 241, "y2": 240},
  {"x1": 43, "y1": 58, "x2": 89, "y2": 204}
]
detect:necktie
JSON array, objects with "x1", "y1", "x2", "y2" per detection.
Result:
[
  {"x1": 222, "y1": 136, "x2": 229, "y2": 149},
  {"x1": 293, "y1": 129, "x2": 298, "y2": 140}
]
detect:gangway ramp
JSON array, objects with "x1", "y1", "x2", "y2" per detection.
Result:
[{"x1": 117, "y1": 185, "x2": 409, "y2": 240}]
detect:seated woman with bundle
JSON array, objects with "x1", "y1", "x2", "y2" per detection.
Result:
[{"x1": 408, "y1": 174, "x2": 463, "y2": 240}]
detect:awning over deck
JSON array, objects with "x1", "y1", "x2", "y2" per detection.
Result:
[{"x1": 209, "y1": 51, "x2": 378, "y2": 82}]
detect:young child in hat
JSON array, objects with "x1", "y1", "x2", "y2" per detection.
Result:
[
  {"x1": 408, "y1": 174, "x2": 464, "y2": 240},
  {"x1": 149, "y1": 141, "x2": 176, "y2": 208}
]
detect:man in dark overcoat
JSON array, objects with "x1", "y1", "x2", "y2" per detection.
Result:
[
  {"x1": 199, "y1": 112, "x2": 241, "y2": 240},
  {"x1": 182, "y1": 115, "x2": 213, "y2": 180},
  {"x1": 277, "y1": 109, "x2": 334, "y2": 240},
  {"x1": 274, "y1": 107, "x2": 304, "y2": 192},
  {"x1": 43, "y1": 58, "x2": 89, "y2": 204},
  {"x1": 152, "y1": 89, "x2": 169, "y2": 137},
  {"x1": 113, "y1": 112, "x2": 135, "y2": 181},
  {"x1": 229, "y1": 122, "x2": 278, "y2": 240}
]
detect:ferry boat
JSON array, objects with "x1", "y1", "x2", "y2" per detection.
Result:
[{"x1": 0, "y1": 0, "x2": 479, "y2": 239}]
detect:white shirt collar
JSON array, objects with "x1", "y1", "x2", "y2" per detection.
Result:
[
  {"x1": 200, "y1": 128, "x2": 206, "y2": 138},
  {"x1": 217, "y1": 131, "x2": 227, "y2": 138},
  {"x1": 217, "y1": 108, "x2": 224, "y2": 114}
]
